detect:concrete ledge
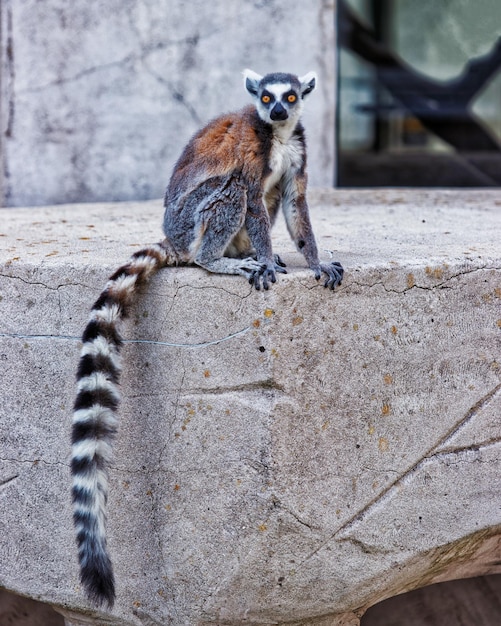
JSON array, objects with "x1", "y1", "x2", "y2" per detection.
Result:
[{"x1": 1, "y1": 189, "x2": 500, "y2": 625}]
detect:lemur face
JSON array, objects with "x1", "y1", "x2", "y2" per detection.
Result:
[{"x1": 244, "y1": 70, "x2": 317, "y2": 126}]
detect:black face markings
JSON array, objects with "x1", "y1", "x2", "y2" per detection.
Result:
[
  {"x1": 270, "y1": 101, "x2": 288, "y2": 121},
  {"x1": 283, "y1": 90, "x2": 298, "y2": 105},
  {"x1": 259, "y1": 85, "x2": 300, "y2": 116},
  {"x1": 261, "y1": 90, "x2": 275, "y2": 107}
]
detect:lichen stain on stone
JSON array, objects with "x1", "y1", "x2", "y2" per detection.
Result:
[
  {"x1": 425, "y1": 266, "x2": 444, "y2": 280},
  {"x1": 378, "y1": 437, "x2": 389, "y2": 452}
]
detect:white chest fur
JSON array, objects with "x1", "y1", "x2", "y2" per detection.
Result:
[{"x1": 264, "y1": 133, "x2": 304, "y2": 195}]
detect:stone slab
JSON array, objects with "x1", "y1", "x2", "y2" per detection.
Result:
[{"x1": 0, "y1": 189, "x2": 500, "y2": 625}]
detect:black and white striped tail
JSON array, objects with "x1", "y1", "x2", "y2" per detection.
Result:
[{"x1": 71, "y1": 242, "x2": 173, "y2": 607}]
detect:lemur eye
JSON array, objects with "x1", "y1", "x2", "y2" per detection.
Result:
[
  {"x1": 262, "y1": 95, "x2": 271, "y2": 104},
  {"x1": 287, "y1": 94, "x2": 297, "y2": 103}
]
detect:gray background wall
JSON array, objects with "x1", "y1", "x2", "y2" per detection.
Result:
[{"x1": 0, "y1": 0, "x2": 336, "y2": 208}]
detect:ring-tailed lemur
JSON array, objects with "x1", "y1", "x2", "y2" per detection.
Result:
[{"x1": 71, "y1": 69, "x2": 343, "y2": 608}]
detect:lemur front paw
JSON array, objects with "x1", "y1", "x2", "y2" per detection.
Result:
[
  {"x1": 247, "y1": 259, "x2": 287, "y2": 290},
  {"x1": 313, "y1": 261, "x2": 344, "y2": 290}
]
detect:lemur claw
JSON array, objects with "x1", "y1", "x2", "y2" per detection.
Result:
[
  {"x1": 314, "y1": 261, "x2": 344, "y2": 290},
  {"x1": 248, "y1": 259, "x2": 286, "y2": 290},
  {"x1": 274, "y1": 254, "x2": 287, "y2": 269},
  {"x1": 249, "y1": 265, "x2": 274, "y2": 290}
]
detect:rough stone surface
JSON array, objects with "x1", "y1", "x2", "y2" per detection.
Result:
[
  {"x1": 0, "y1": 189, "x2": 500, "y2": 625},
  {"x1": 0, "y1": 0, "x2": 335, "y2": 207}
]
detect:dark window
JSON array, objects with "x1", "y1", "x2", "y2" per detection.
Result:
[{"x1": 337, "y1": 0, "x2": 501, "y2": 186}]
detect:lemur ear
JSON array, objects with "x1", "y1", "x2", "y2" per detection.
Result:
[
  {"x1": 299, "y1": 71, "x2": 317, "y2": 98},
  {"x1": 243, "y1": 69, "x2": 263, "y2": 97}
]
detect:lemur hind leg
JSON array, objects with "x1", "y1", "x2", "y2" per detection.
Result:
[{"x1": 193, "y1": 177, "x2": 271, "y2": 287}]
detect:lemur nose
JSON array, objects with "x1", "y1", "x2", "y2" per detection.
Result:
[{"x1": 270, "y1": 103, "x2": 288, "y2": 121}]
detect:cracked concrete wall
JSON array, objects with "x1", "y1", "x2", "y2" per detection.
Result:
[
  {"x1": 0, "y1": 0, "x2": 336, "y2": 207},
  {"x1": 0, "y1": 189, "x2": 500, "y2": 625}
]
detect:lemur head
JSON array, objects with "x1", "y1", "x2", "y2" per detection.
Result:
[{"x1": 243, "y1": 69, "x2": 317, "y2": 127}]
